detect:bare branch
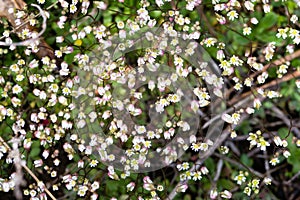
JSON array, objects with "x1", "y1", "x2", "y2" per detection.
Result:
[
  {"x1": 0, "y1": 4, "x2": 47, "y2": 47},
  {"x1": 0, "y1": 137, "x2": 57, "y2": 200}
]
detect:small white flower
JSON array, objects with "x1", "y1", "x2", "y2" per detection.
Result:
[
  {"x1": 12, "y1": 85, "x2": 22, "y2": 94},
  {"x1": 222, "y1": 113, "x2": 233, "y2": 124},
  {"x1": 296, "y1": 80, "x2": 300, "y2": 88},
  {"x1": 274, "y1": 136, "x2": 283, "y2": 146},
  {"x1": 251, "y1": 17, "x2": 259, "y2": 24},
  {"x1": 245, "y1": 1, "x2": 254, "y2": 11},
  {"x1": 221, "y1": 190, "x2": 232, "y2": 199},
  {"x1": 2, "y1": 182, "x2": 10, "y2": 192},
  {"x1": 210, "y1": 189, "x2": 218, "y2": 199},
  {"x1": 227, "y1": 10, "x2": 238, "y2": 21},
  {"x1": 291, "y1": 15, "x2": 298, "y2": 24},
  {"x1": 283, "y1": 150, "x2": 291, "y2": 158},
  {"x1": 263, "y1": 177, "x2": 272, "y2": 185},
  {"x1": 70, "y1": 4, "x2": 77, "y2": 13},
  {"x1": 243, "y1": 27, "x2": 252, "y2": 35},
  {"x1": 126, "y1": 182, "x2": 135, "y2": 192},
  {"x1": 269, "y1": 157, "x2": 279, "y2": 166},
  {"x1": 176, "y1": 184, "x2": 188, "y2": 193},
  {"x1": 37, "y1": 0, "x2": 45, "y2": 4}
]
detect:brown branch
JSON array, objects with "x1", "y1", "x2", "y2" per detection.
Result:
[
  {"x1": 197, "y1": 5, "x2": 217, "y2": 37},
  {"x1": 214, "y1": 153, "x2": 265, "y2": 179},
  {"x1": 284, "y1": 170, "x2": 300, "y2": 185},
  {"x1": 271, "y1": 105, "x2": 300, "y2": 138},
  {"x1": 0, "y1": 137, "x2": 57, "y2": 200},
  {"x1": 229, "y1": 70, "x2": 300, "y2": 106},
  {"x1": 249, "y1": 50, "x2": 300, "y2": 80},
  {"x1": 226, "y1": 50, "x2": 300, "y2": 101},
  {"x1": 0, "y1": 0, "x2": 55, "y2": 59}
]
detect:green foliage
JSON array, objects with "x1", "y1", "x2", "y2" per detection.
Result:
[{"x1": 279, "y1": 128, "x2": 300, "y2": 173}]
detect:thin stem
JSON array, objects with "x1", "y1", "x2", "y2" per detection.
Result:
[{"x1": 0, "y1": 137, "x2": 57, "y2": 200}]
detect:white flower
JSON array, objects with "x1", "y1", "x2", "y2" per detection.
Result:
[
  {"x1": 42, "y1": 150, "x2": 49, "y2": 159},
  {"x1": 269, "y1": 157, "x2": 279, "y2": 166},
  {"x1": 231, "y1": 113, "x2": 241, "y2": 124},
  {"x1": 263, "y1": 177, "x2": 272, "y2": 185},
  {"x1": 221, "y1": 190, "x2": 232, "y2": 199},
  {"x1": 49, "y1": 84, "x2": 59, "y2": 93},
  {"x1": 274, "y1": 136, "x2": 283, "y2": 146},
  {"x1": 222, "y1": 113, "x2": 233, "y2": 124},
  {"x1": 91, "y1": 181, "x2": 99, "y2": 192},
  {"x1": 191, "y1": 143, "x2": 201, "y2": 152},
  {"x1": 295, "y1": 80, "x2": 300, "y2": 88},
  {"x1": 263, "y1": 4, "x2": 271, "y2": 13},
  {"x1": 245, "y1": 1, "x2": 254, "y2": 11},
  {"x1": 16, "y1": 74, "x2": 24, "y2": 81},
  {"x1": 253, "y1": 98, "x2": 262, "y2": 109},
  {"x1": 276, "y1": 28, "x2": 289, "y2": 39},
  {"x1": 251, "y1": 17, "x2": 258, "y2": 24},
  {"x1": 210, "y1": 189, "x2": 218, "y2": 199},
  {"x1": 58, "y1": 96, "x2": 68, "y2": 106},
  {"x1": 2, "y1": 182, "x2": 10, "y2": 192},
  {"x1": 60, "y1": 62, "x2": 70, "y2": 76},
  {"x1": 283, "y1": 150, "x2": 291, "y2": 158},
  {"x1": 244, "y1": 187, "x2": 251, "y2": 196},
  {"x1": 37, "y1": 0, "x2": 45, "y2": 4},
  {"x1": 234, "y1": 173, "x2": 246, "y2": 185},
  {"x1": 251, "y1": 179, "x2": 260, "y2": 189},
  {"x1": 77, "y1": 185, "x2": 88, "y2": 197},
  {"x1": 135, "y1": 125, "x2": 146, "y2": 134},
  {"x1": 77, "y1": 160, "x2": 84, "y2": 168},
  {"x1": 181, "y1": 162, "x2": 190, "y2": 170},
  {"x1": 176, "y1": 184, "x2": 188, "y2": 193},
  {"x1": 291, "y1": 15, "x2": 298, "y2": 24},
  {"x1": 243, "y1": 27, "x2": 252, "y2": 35},
  {"x1": 126, "y1": 182, "x2": 135, "y2": 192},
  {"x1": 102, "y1": 110, "x2": 111, "y2": 119},
  {"x1": 257, "y1": 138, "x2": 270, "y2": 151},
  {"x1": 34, "y1": 159, "x2": 43, "y2": 168},
  {"x1": 70, "y1": 4, "x2": 77, "y2": 13},
  {"x1": 11, "y1": 97, "x2": 21, "y2": 107},
  {"x1": 90, "y1": 160, "x2": 98, "y2": 167},
  {"x1": 56, "y1": 36, "x2": 64, "y2": 43},
  {"x1": 201, "y1": 166, "x2": 209, "y2": 175},
  {"x1": 227, "y1": 10, "x2": 238, "y2": 21},
  {"x1": 155, "y1": 0, "x2": 164, "y2": 7},
  {"x1": 12, "y1": 85, "x2": 22, "y2": 94},
  {"x1": 155, "y1": 103, "x2": 164, "y2": 113},
  {"x1": 200, "y1": 143, "x2": 209, "y2": 151}
]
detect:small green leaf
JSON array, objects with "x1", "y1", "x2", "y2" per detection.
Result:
[
  {"x1": 241, "y1": 154, "x2": 253, "y2": 167},
  {"x1": 29, "y1": 141, "x2": 41, "y2": 159},
  {"x1": 219, "y1": 178, "x2": 235, "y2": 190},
  {"x1": 255, "y1": 12, "x2": 279, "y2": 33}
]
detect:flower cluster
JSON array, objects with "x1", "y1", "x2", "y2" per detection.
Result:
[{"x1": 0, "y1": 0, "x2": 299, "y2": 199}]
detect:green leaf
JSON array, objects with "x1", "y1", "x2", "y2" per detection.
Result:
[
  {"x1": 267, "y1": 67, "x2": 277, "y2": 78},
  {"x1": 263, "y1": 101, "x2": 273, "y2": 109},
  {"x1": 227, "y1": 30, "x2": 250, "y2": 46},
  {"x1": 236, "y1": 120, "x2": 251, "y2": 135},
  {"x1": 29, "y1": 141, "x2": 41, "y2": 159},
  {"x1": 219, "y1": 178, "x2": 235, "y2": 190},
  {"x1": 278, "y1": 128, "x2": 300, "y2": 173},
  {"x1": 255, "y1": 12, "x2": 279, "y2": 34},
  {"x1": 183, "y1": 194, "x2": 192, "y2": 200},
  {"x1": 204, "y1": 157, "x2": 215, "y2": 173},
  {"x1": 240, "y1": 154, "x2": 253, "y2": 167},
  {"x1": 255, "y1": 33, "x2": 282, "y2": 45}
]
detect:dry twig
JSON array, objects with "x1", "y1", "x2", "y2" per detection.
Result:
[
  {"x1": 0, "y1": 136, "x2": 57, "y2": 200},
  {"x1": 0, "y1": 0, "x2": 55, "y2": 58}
]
